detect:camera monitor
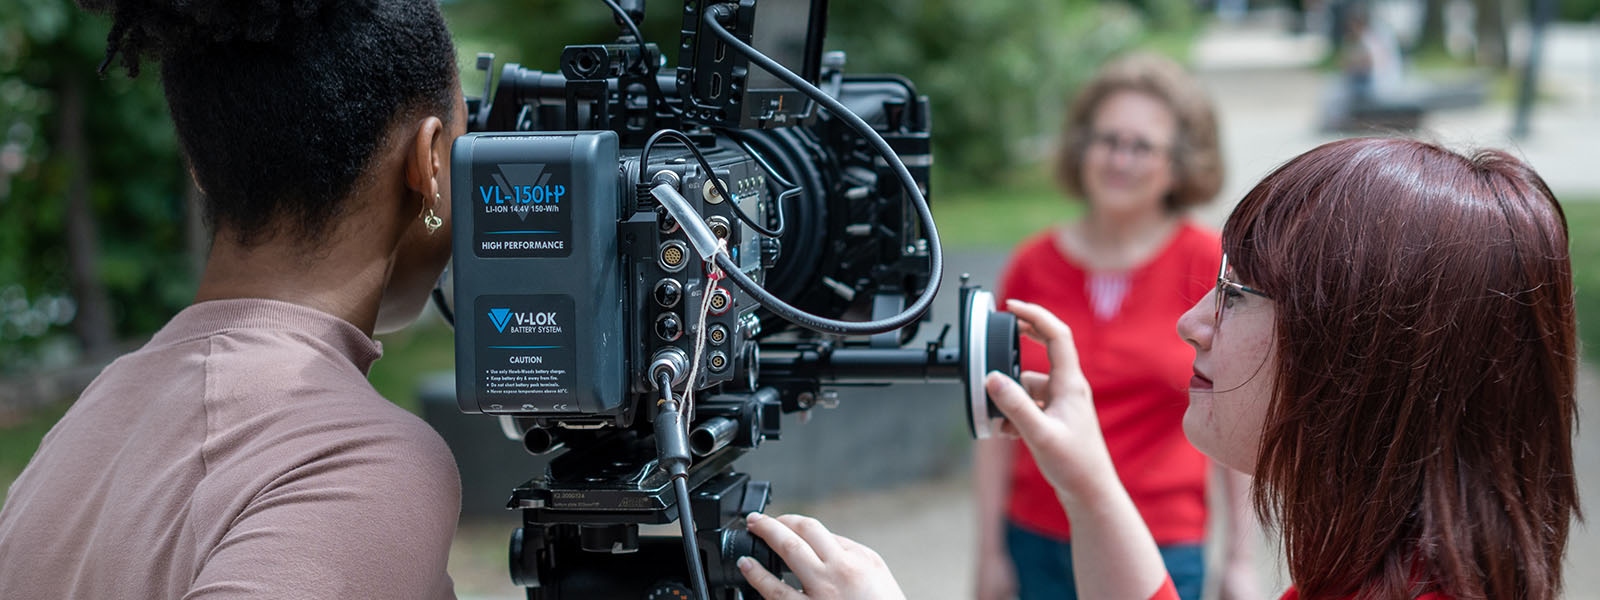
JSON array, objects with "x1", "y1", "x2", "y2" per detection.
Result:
[{"x1": 679, "y1": 0, "x2": 825, "y2": 128}]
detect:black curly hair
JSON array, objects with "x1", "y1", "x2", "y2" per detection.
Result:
[{"x1": 79, "y1": 0, "x2": 458, "y2": 245}]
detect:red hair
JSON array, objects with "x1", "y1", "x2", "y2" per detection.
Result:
[{"x1": 1224, "y1": 138, "x2": 1578, "y2": 599}]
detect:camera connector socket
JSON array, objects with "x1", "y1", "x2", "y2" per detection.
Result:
[{"x1": 650, "y1": 347, "x2": 690, "y2": 389}]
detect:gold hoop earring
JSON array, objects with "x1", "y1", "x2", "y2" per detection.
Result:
[{"x1": 423, "y1": 192, "x2": 443, "y2": 234}]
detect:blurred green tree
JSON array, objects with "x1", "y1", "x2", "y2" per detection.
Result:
[
  {"x1": 0, "y1": 0, "x2": 191, "y2": 374},
  {"x1": 1562, "y1": 0, "x2": 1600, "y2": 21},
  {"x1": 829, "y1": 0, "x2": 1172, "y2": 189},
  {"x1": 0, "y1": 0, "x2": 1183, "y2": 373},
  {"x1": 444, "y1": 0, "x2": 1182, "y2": 190}
]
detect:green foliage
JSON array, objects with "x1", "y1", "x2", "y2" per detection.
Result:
[
  {"x1": 445, "y1": 0, "x2": 1191, "y2": 190},
  {"x1": 443, "y1": 1, "x2": 685, "y2": 100},
  {"x1": 828, "y1": 0, "x2": 1171, "y2": 189},
  {"x1": 1, "y1": 0, "x2": 190, "y2": 373},
  {"x1": 1568, "y1": 200, "x2": 1600, "y2": 361},
  {"x1": 0, "y1": 0, "x2": 1193, "y2": 373},
  {"x1": 368, "y1": 319, "x2": 457, "y2": 415},
  {"x1": 1561, "y1": 0, "x2": 1600, "y2": 22}
]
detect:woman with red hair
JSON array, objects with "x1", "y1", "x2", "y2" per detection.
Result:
[{"x1": 738, "y1": 137, "x2": 1581, "y2": 600}]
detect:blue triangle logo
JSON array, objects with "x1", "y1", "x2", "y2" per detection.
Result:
[{"x1": 488, "y1": 308, "x2": 512, "y2": 333}]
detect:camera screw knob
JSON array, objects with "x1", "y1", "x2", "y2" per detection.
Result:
[
  {"x1": 759, "y1": 238, "x2": 781, "y2": 269},
  {"x1": 655, "y1": 313, "x2": 684, "y2": 342},
  {"x1": 654, "y1": 278, "x2": 683, "y2": 308}
]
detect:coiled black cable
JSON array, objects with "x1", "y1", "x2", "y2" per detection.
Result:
[
  {"x1": 698, "y1": 5, "x2": 944, "y2": 336},
  {"x1": 640, "y1": 129, "x2": 782, "y2": 238}
]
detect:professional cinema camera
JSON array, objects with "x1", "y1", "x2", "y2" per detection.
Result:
[{"x1": 437, "y1": 1, "x2": 1020, "y2": 598}]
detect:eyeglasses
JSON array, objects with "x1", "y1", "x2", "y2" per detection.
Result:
[
  {"x1": 1087, "y1": 131, "x2": 1169, "y2": 164},
  {"x1": 1215, "y1": 253, "x2": 1270, "y2": 326}
]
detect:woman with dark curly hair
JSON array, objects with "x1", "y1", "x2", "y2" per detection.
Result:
[
  {"x1": 0, "y1": 1, "x2": 467, "y2": 597},
  {"x1": 739, "y1": 138, "x2": 1580, "y2": 600}
]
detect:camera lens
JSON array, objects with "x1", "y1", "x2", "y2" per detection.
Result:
[
  {"x1": 708, "y1": 288, "x2": 731, "y2": 315},
  {"x1": 654, "y1": 279, "x2": 683, "y2": 308},
  {"x1": 656, "y1": 313, "x2": 683, "y2": 342},
  {"x1": 708, "y1": 323, "x2": 728, "y2": 345},
  {"x1": 659, "y1": 240, "x2": 689, "y2": 272}
]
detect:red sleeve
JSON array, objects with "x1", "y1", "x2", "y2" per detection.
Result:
[{"x1": 1147, "y1": 577, "x2": 1180, "y2": 600}]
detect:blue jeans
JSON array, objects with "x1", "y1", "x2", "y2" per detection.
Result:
[{"x1": 1006, "y1": 520, "x2": 1205, "y2": 600}]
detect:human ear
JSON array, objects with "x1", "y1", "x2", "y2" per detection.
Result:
[{"x1": 404, "y1": 115, "x2": 447, "y2": 219}]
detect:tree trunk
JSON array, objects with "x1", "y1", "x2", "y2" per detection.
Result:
[
  {"x1": 1474, "y1": 0, "x2": 1509, "y2": 68},
  {"x1": 1416, "y1": 0, "x2": 1448, "y2": 55},
  {"x1": 60, "y1": 76, "x2": 115, "y2": 358}
]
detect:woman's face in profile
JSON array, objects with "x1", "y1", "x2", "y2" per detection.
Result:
[
  {"x1": 1176, "y1": 267, "x2": 1277, "y2": 474},
  {"x1": 1079, "y1": 90, "x2": 1177, "y2": 217},
  {"x1": 375, "y1": 93, "x2": 471, "y2": 334}
]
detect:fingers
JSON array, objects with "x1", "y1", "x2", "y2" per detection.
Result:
[
  {"x1": 1006, "y1": 299, "x2": 1081, "y2": 371},
  {"x1": 738, "y1": 556, "x2": 802, "y2": 600},
  {"x1": 775, "y1": 514, "x2": 845, "y2": 561},
  {"x1": 746, "y1": 512, "x2": 824, "y2": 579},
  {"x1": 1006, "y1": 300, "x2": 1086, "y2": 398},
  {"x1": 1019, "y1": 371, "x2": 1050, "y2": 402},
  {"x1": 985, "y1": 372, "x2": 1052, "y2": 441}
]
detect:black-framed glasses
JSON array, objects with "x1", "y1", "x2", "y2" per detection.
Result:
[
  {"x1": 1215, "y1": 253, "x2": 1270, "y2": 325},
  {"x1": 1086, "y1": 131, "x2": 1169, "y2": 164}
]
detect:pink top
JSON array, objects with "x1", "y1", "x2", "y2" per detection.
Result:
[{"x1": 0, "y1": 299, "x2": 460, "y2": 598}]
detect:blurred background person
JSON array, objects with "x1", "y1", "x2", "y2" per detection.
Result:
[{"x1": 974, "y1": 52, "x2": 1257, "y2": 600}]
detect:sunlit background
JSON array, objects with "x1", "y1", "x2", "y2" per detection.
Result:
[{"x1": 3, "y1": 0, "x2": 1598, "y2": 598}]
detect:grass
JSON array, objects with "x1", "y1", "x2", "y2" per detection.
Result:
[{"x1": 933, "y1": 169, "x2": 1080, "y2": 250}]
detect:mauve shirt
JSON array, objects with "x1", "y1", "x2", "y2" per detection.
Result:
[{"x1": 0, "y1": 299, "x2": 459, "y2": 599}]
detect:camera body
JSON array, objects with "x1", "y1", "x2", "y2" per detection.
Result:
[
  {"x1": 451, "y1": 1, "x2": 941, "y2": 434},
  {"x1": 452, "y1": 132, "x2": 773, "y2": 428},
  {"x1": 442, "y1": 1, "x2": 1014, "y2": 596}
]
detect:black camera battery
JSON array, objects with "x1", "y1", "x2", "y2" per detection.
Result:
[{"x1": 451, "y1": 131, "x2": 626, "y2": 421}]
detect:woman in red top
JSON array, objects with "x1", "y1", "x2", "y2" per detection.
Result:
[
  {"x1": 975, "y1": 53, "x2": 1255, "y2": 600},
  {"x1": 737, "y1": 139, "x2": 1579, "y2": 600}
]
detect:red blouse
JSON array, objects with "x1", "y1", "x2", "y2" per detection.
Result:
[{"x1": 996, "y1": 223, "x2": 1221, "y2": 543}]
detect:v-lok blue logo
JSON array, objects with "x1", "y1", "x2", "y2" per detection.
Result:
[{"x1": 488, "y1": 308, "x2": 513, "y2": 333}]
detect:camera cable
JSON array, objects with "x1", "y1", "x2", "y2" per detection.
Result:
[
  {"x1": 653, "y1": 371, "x2": 712, "y2": 600},
  {"x1": 682, "y1": 6, "x2": 945, "y2": 336},
  {"x1": 600, "y1": 0, "x2": 682, "y2": 118},
  {"x1": 641, "y1": 129, "x2": 782, "y2": 238},
  {"x1": 599, "y1": 0, "x2": 647, "y2": 71},
  {"x1": 680, "y1": 247, "x2": 724, "y2": 433}
]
